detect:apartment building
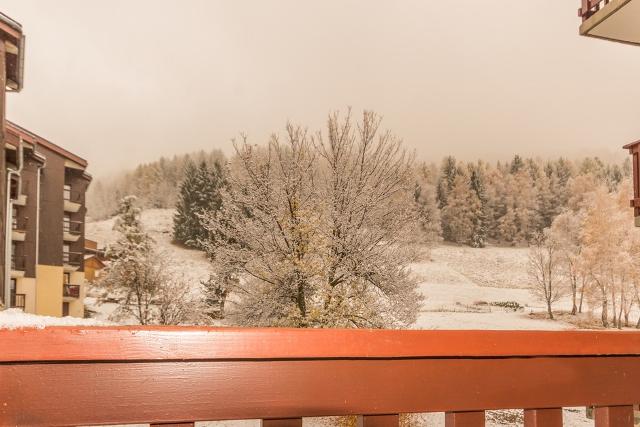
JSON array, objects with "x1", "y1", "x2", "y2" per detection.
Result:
[
  {"x1": 0, "y1": 12, "x2": 25, "y2": 311},
  {"x1": 4, "y1": 122, "x2": 91, "y2": 317}
]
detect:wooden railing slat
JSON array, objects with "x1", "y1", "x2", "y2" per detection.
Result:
[
  {"x1": 524, "y1": 408, "x2": 563, "y2": 427},
  {"x1": 4, "y1": 327, "x2": 640, "y2": 362},
  {"x1": 445, "y1": 411, "x2": 485, "y2": 427},
  {"x1": 262, "y1": 418, "x2": 302, "y2": 427},
  {"x1": 594, "y1": 406, "x2": 635, "y2": 427},
  {"x1": 150, "y1": 423, "x2": 195, "y2": 427},
  {"x1": 357, "y1": 414, "x2": 400, "y2": 426}
]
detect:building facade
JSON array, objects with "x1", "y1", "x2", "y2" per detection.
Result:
[
  {"x1": 4, "y1": 122, "x2": 91, "y2": 317},
  {"x1": 0, "y1": 12, "x2": 25, "y2": 310}
]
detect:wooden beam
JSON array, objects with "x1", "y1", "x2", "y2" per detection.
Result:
[
  {"x1": 3, "y1": 357, "x2": 640, "y2": 426},
  {"x1": 4, "y1": 327, "x2": 640, "y2": 362}
]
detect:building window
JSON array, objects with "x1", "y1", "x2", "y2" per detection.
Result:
[
  {"x1": 63, "y1": 215, "x2": 70, "y2": 232},
  {"x1": 62, "y1": 302, "x2": 69, "y2": 317},
  {"x1": 63, "y1": 184, "x2": 71, "y2": 201},
  {"x1": 63, "y1": 244, "x2": 70, "y2": 264},
  {"x1": 64, "y1": 272, "x2": 71, "y2": 285}
]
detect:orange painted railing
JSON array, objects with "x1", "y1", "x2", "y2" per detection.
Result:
[{"x1": 1, "y1": 327, "x2": 639, "y2": 426}]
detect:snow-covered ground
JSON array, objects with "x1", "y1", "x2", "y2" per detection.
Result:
[
  {"x1": 82, "y1": 208, "x2": 586, "y2": 330},
  {"x1": 0, "y1": 308, "x2": 110, "y2": 329},
  {"x1": 412, "y1": 245, "x2": 573, "y2": 330}
]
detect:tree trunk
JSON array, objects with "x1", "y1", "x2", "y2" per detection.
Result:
[
  {"x1": 571, "y1": 278, "x2": 577, "y2": 316},
  {"x1": 546, "y1": 299, "x2": 554, "y2": 320},
  {"x1": 601, "y1": 299, "x2": 608, "y2": 328},
  {"x1": 578, "y1": 280, "x2": 586, "y2": 314}
]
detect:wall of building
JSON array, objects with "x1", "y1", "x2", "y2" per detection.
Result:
[
  {"x1": 16, "y1": 277, "x2": 36, "y2": 313},
  {"x1": 35, "y1": 264, "x2": 63, "y2": 317},
  {"x1": 68, "y1": 270, "x2": 85, "y2": 318}
]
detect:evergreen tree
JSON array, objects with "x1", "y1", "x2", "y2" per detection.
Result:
[
  {"x1": 436, "y1": 156, "x2": 458, "y2": 209},
  {"x1": 173, "y1": 160, "x2": 200, "y2": 245},
  {"x1": 510, "y1": 155, "x2": 524, "y2": 174},
  {"x1": 173, "y1": 160, "x2": 226, "y2": 249},
  {"x1": 414, "y1": 163, "x2": 442, "y2": 245},
  {"x1": 441, "y1": 173, "x2": 479, "y2": 244},
  {"x1": 469, "y1": 166, "x2": 488, "y2": 248}
]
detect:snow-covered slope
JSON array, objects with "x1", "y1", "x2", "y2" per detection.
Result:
[
  {"x1": 86, "y1": 208, "x2": 212, "y2": 286},
  {"x1": 412, "y1": 245, "x2": 571, "y2": 330},
  {"x1": 86, "y1": 209, "x2": 580, "y2": 330}
]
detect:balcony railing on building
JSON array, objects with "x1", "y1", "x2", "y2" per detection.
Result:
[
  {"x1": 10, "y1": 254, "x2": 26, "y2": 272},
  {"x1": 63, "y1": 251, "x2": 83, "y2": 272},
  {"x1": 63, "y1": 284, "x2": 80, "y2": 299},
  {"x1": 2, "y1": 327, "x2": 640, "y2": 426},
  {"x1": 9, "y1": 292, "x2": 25, "y2": 310},
  {"x1": 63, "y1": 188, "x2": 83, "y2": 213},
  {"x1": 63, "y1": 220, "x2": 82, "y2": 242},
  {"x1": 11, "y1": 216, "x2": 27, "y2": 241}
]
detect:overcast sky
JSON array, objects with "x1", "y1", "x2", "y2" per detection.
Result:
[{"x1": 2, "y1": 0, "x2": 640, "y2": 177}]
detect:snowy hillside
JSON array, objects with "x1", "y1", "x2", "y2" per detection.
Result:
[
  {"x1": 86, "y1": 208, "x2": 212, "y2": 285},
  {"x1": 85, "y1": 208, "x2": 582, "y2": 330}
]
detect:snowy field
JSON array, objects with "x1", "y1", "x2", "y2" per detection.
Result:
[{"x1": 79, "y1": 208, "x2": 600, "y2": 330}]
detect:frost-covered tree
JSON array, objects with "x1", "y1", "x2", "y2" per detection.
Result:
[
  {"x1": 203, "y1": 110, "x2": 422, "y2": 328},
  {"x1": 98, "y1": 196, "x2": 206, "y2": 325},
  {"x1": 549, "y1": 210, "x2": 587, "y2": 315},
  {"x1": 99, "y1": 196, "x2": 159, "y2": 325},
  {"x1": 469, "y1": 164, "x2": 488, "y2": 248},
  {"x1": 441, "y1": 173, "x2": 479, "y2": 245},
  {"x1": 436, "y1": 156, "x2": 458, "y2": 209},
  {"x1": 528, "y1": 230, "x2": 564, "y2": 319},
  {"x1": 579, "y1": 187, "x2": 628, "y2": 327},
  {"x1": 173, "y1": 160, "x2": 225, "y2": 249}
]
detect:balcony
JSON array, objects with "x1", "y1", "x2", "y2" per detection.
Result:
[
  {"x1": 63, "y1": 251, "x2": 83, "y2": 272},
  {"x1": 63, "y1": 220, "x2": 82, "y2": 242},
  {"x1": 1, "y1": 328, "x2": 640, "y2": 426},
  {"x1": 9, "y1": 292, "x2": 25, "y2": 310},
  {"x1": 10, "y1": 255, "x2": 26, "y2": 277},
  {"x1": 11, "y1": 216, "x2": 27, "y2": 242},
  {"x1": 63, "y1": 189, "x2": 83, "y2": 213},
  {"x1": 579, "y1": 0, "x2": 640, "y2": 45},
  {"x1": 63, "y1": 284, "x2": 80, "y2": 300}
]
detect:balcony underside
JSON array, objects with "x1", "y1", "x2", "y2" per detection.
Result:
[
  {"x1": 11, "y1": 230, "x2": 25, "y2": 241},
  {"x1": 64, "y1": 200, "x2": 81, "y2": 213},
  {"x1": 10, "y1": 269, "x2": 24, "y2": 278},
  {"x1": 581, "y1": 0, "x2": 640, "y2": 45},
  {"x1": 63, "y1": 231, "x2": 81, "y2": 243}
]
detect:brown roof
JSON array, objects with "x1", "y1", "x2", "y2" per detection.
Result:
[{"x1": 6, "y1": 121, "x2": 88, "y2": 167}]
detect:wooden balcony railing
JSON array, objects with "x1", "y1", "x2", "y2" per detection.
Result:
[
  {"x1": 9, "y1": 292, "x2": 25, "y2": 309},
  {"x1": 1, "y1": 327, "x2": 640, "y2": 426},
  {"x1": 579, "y1": 0, "x2": 612, "y2": 20}
]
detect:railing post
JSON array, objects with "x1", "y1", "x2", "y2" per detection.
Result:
[
  {"x1": 445, "y1": 411, "x2": 485, "y2": 427},
  {"x1": 357, "y1": 414, "x2": 400, "y2": 426},
  {"x1": 595, "y1": 406, "x2": 635, "y2": 427},
  {"x1": 524, "y1": 408, "x2": 563, "y2": 427},
  {"x1": 262, "y1": 419, "x2": 303, "y2": 427}
]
